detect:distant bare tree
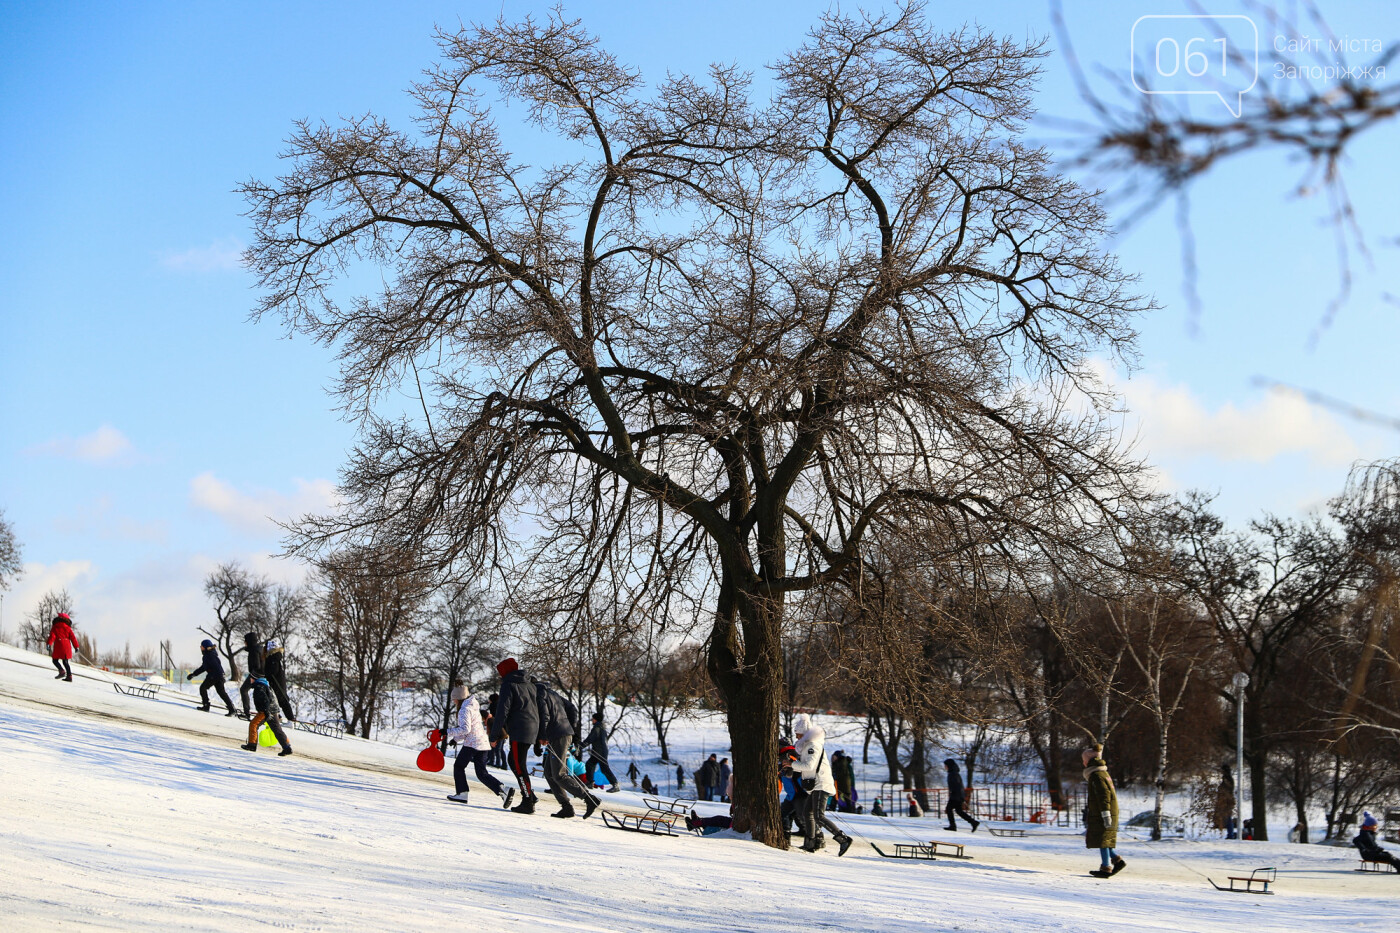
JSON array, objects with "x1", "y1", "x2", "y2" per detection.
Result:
[
  {"x1": 305, "y1": 547, "x2": 430, "y2": 738},
  {"x1": 411, "y1": 583, "x2": 502, "y2": 748},
  {"x1": 245, "y1": 7, "x2": 1151, "y2": 846},
  {"x1": 622, "y1": 637, "x2": 704, "y2": 764},
  {"x1": 0, "y1": 508, "x2": 21, "y2": 592},
  {"x1": 21, "y1": 589, "x2": 74, "y2": 654},
  {"x1": 201, "y1": 562, "x2": 271, "y2": 679}
]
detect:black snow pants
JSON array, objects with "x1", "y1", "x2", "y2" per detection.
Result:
[
  {"x1": 543, "y1": 736, "x2": 593, "y2": 811},
  {"x1": 453, "y1": 746, "x2": 504, "y2": 797},
  {"x1": 200, "y1": 675, "x2": 235, "y2": 712},
  {"x1": 946, "y1": 798, "x2": 976, "y2": 829},
  {"x1": 800, "y1": 790, "x2": 845, "y2": 848},
  {"x1": 585, "y1": 753, "x2": 618, "y2": 787},
  {"x1": 507, "y1": 740, "x2": 535, "y2": 799}
]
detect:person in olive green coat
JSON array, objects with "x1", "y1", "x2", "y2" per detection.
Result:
[{"x1": 1083, "y1": 744, "x2": 1124, "y2": 877}]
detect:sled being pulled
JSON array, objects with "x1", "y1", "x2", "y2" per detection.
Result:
[
  {"x1": 871, "y1": 840, "x2": 972, "y2": 861},
  {"x1": 1208, "y1": 867, "x2": 1275, "y2": 895},
  {"x1": 112, "y1": 681, "x2": 162, "y2": 701},
  {"x1": 287, "y1": 719, "x2": 345, "y2": 739},
  {"x1": 600, "y1": 796, "x2": 697, "y2": 837}
]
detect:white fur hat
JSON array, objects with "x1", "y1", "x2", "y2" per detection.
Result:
[
  {"x1": 793, "y1": 713, "x2": 811, "y2": 737},
  {"x1": 450, "y1": 685, "x2": 469, "y2": 704}
]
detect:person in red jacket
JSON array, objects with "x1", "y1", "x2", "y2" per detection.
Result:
[{"x1": 46, "y1": 612, "x2": 79, "y2": 681}]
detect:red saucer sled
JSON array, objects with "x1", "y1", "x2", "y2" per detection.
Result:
[{"x1": 416, "y1": 729, "x2": 446, "y2": 772}]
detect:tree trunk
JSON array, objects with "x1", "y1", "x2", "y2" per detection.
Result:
[
  {"x1": 1152, "y1": 712, "x2": 1168, "y2": 841},
  {"x1": 906, "y1": 725, "x2": 930, "y2": 812},
  {"x1": 707, "y1": 576, "x2": 785, "y2": 848},
  {"x1": 1245, "y1": 704, "x2": 1269, "y2": 840},
  {"x1": 652, "y1": 712, "x2": 671, "y2": 762}
]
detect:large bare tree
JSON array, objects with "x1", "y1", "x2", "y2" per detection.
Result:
[
  {"x1": 244, "y1": 6, "x2": 1149, "y2": 846},
  {"x1": 0, "y1": 508, "x2": 21, "y2": 593}
]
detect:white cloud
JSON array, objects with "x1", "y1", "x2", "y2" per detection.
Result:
[
  {"x1": 189, "y1": 472, "x2": 339, "y2": 537},
  {"x1": 25, "y1": 425, "x2": 135, "y2": 463},
  {"x1": 158, "y1": 237, "x2": 245, "y2": 272},
  {"x1": 1116, "y1": 373, "x2": 1360, "y2": 468}
]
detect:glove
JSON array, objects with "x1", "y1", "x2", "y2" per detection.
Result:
[
  {"x1": 1101, "y1": 811, "x2": 1112, "y2": 824},
  {"x1": 534, "y1": 743, "x2": 543, "y2": 756},
  {"x1": 448, "y1": 739, "x2": 458, "y2": 747}
]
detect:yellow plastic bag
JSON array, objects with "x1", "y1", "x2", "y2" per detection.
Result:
[{"x1": 258, "y1": 723, "x2": 279, "y2": 748}]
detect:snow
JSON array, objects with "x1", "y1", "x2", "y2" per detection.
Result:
[{"x1": 0, "y1": 643, "x2": 1392, "y2": 932}]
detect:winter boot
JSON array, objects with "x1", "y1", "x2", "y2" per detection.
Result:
[
  {"x1": 945, "y1": 824, "x2": 958, "y2": 832},
  {"x1": 1090, "y1": 867, "x2": 1112, "y2": 878},
  {"x1": 971, "y1": 819, "x2": 981, "y2": 833},
  {"x1": 278, "y1": 746, "x2": 293, "y2": 757},
  {"x1": 551, "y1": 804, "x2": 577, "y2": 819},
  {"x1": 200, "y1": 705, "x2": 211, "y2": 712},
  {"x1": 1110, "y1": 856, "x2": 1126, "y2": 876},
  {"x1": 225, "y1": 708, "x2": 237, "y2": 717},
  {"x1": 607, "y1": 785, "x2": 621, "y2": 793},
  {"x1": 582, "y1": 794, "x2": 599, "y2": 820},
  {"x1": 240, "y1": 743, "x2": 258, "y2": 752},
  {"x1": 447, "y1": 793, "x2": 471, "y2": 803},
  {"x1": 510, "y1": 795, "x2": 537, "y2": 815},
  {"x1": 65, "y1": 674, "x2": 73, "y2": 682},
  {"x1": 500, "y1": 788, "x2": 516, "y2": 810},
  {"x1": 837, "y1": 834, "x2": 854, "y2": 857},
  {"x1": 55, "y1": 672, "x2": 65, "y2": 680}
]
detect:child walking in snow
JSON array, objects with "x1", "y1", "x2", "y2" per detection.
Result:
[
  {"x1": 190, "y1": 638, "x2": 236, "y2": 715},
  {"x1": 446, "y1": 682, "x2": 514, "y2": 808},
  {"x1": 242, "y1": 676, "x2": 292, "y2": 756},
  {"x1": 46, "y1": 612, "x2": 79, "y2": 681}
]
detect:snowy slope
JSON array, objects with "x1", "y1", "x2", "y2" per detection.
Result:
[{"x1": 0, "y1": 644, "x2": 1391, "y2": 932}]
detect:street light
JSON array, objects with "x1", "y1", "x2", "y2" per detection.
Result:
[{"x1": 1232, "y1": 671, "x2": 1250, "y2": 842}]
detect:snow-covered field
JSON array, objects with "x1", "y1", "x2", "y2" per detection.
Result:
[{"x1": 1, "y1": 643, "x2": 1391, "y2": 932}]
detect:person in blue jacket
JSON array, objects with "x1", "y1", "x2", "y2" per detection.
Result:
[{"x1": 189, "y1": 639, "x2": 236, "y2": 716}]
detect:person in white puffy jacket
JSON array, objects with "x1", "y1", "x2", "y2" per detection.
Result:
[
  {"x1": 447, "y1": 682, "x2": 514, "y2": 808},
  {"x1": 790, "y1": 713, "x2": 853, "y2": 855}
]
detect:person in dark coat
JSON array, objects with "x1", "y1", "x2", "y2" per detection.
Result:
[
  {"x1": 262, "y1": 637, "x2": 295, "y2": 722},
  {"x1": 676, "y1": 762, "x2": 685, "y2": 790},
  {"x1": 584, "y1": 712, "x2": 621, "y2": 792},
  {"x1": 871, "y1": 798, "x2": 886, "y2": 817},
  {"x1": 627, "y1": 760, "x2": 639, "y2": 787},
  {"x1": 718, "y1": 757, "x2": 732, "y2": 802},
  {"x1": 641, "y1": 773, "x2": 656, "y2": 795},
  {"x1": 241, "y1": 676, "x2": 292, "y2": 756},
  {"x1": 1354, "y1": 812, "x2": 1400, "y2": 869},
  {"x1": 484, "y1": 693, "x2": 506, "y2": 768},
  {"x1": 1083, "y1": 744, "x2": 1123, "y2": 877},
  {"x1": 45, "y1": 613, "x2": 79, "y2": 681},
  {"x1": 236, "y1": 631, "x2": 264, "y2": 717},
  {"x1": 699, "y1": 754, "x2": 721, "y2": 802},
  {"x1": 490, "y1": 658, "x2": 540, "y2": 814},
  {"x1": 944, "y1": 758, "x2": 980, "y2": 832},
  {"x1": 534, "y1": 679, "x2": 596, "y2": 819},
  {"x1": 189, "y1": 638, "x2": 236, "y2": 715}
]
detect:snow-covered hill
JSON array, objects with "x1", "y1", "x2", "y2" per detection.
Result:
[{"x1": 0, "y1": 643, "x2": 1389, "y2": 932}]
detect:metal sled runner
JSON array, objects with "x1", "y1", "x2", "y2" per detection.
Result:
[
  {"x1": 599, "y1": 796, "x2": 697, "y2": 837},
  {"x1": 1208, "y1": 867, "x2": 1275, "y2": 894},
  {"x1": 871, "y1": 840, "x2": 973, "y2": 861},
  {"x1": 287, "y1": 720, "x2": 345, "y2": 739},
  {"x1": 112, "y1": 681, "x2": 162, "y2": 700}
]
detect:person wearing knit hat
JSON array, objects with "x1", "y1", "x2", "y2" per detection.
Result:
[
  {"x1": 489, "y1": 658, "x2": 541, "y2": 814},
  {"x1": 262, "y1": 636, "x2": 296, "y2": 722},
  {"x1": 944, "y1": 758, "x2": 980, "y2": 832},
  {"x1": 1353, "y1": 812, "x2": 1400, "y2": 870},
  {"x1": 446, "y1": 680, "x2": 513, "y2": 808},
  {"x1": 1084, "y1": 744, "x2": 1123, "y2": 878},
  {"x1": 189, "y1": 638, "x2": 236, "y2": 715}
]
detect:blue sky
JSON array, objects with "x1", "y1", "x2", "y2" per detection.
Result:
[{"x1": 2, "y1": 0, "x2": 1397, "y2": 656}]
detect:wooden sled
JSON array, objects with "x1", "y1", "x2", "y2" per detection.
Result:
[
  {"x1": 1357, "y1": 859, "x2": 1399, "y2": 873},
  {"x1": 871, "y1": 841, "x2": 970, "y2": 861},
  {"x1": 112, "y1": 681, "x2": 162, "y2": 700},
  {"x1": 1208, "y1": 867, "x2": 1275, "y2": 894}
]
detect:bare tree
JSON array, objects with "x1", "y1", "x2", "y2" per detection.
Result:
[
  {"x1": 21, "y1": 588, "x2": 74, "y2": 654},
  {"x1": 201, "y1": 562, "x2": 270, "y2": 680},
  {"x1": 411, "y1": 583, "x2": 501, "y2": 748},
  {"x1": 622, "y1": 638, "x2": 704, "y2": 764},
  {"x1": 244, "y1": 7, "x2": 1151, "y2": 846},
  {"x1": 304, "y1": 546, "x2": 430, "y2": 738},
  {"x1": 0, "y1": 508, "x2": 21, "y2": 592}
]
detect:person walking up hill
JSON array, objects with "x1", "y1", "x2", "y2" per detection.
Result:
[
  {"x1": 584, "y1": 712, "x2": 622, "y2": 793},
  {"x1": 446, "y1": 682, "x2": 513, "y2": 808},
  {"x1": 535, "y1": 679, "x2": 597, "y2": 819},
  {"x1": 262, "y1": 637, "x2": 295, "y2": 722},
  {"x1": 241, "y1": 676, "x2": 292, "y2": 757},
  {"x1": 190, "y1": 639, "x2": 236, "y2": 715},
  {"x1": 46, "y1": 613, "x2": 79, "y2": 682},
  {"x1": 490, "y1": 658, "x2": 540, "y2": 815}
]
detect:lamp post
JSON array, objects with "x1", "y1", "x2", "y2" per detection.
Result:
[{"x1": 1232, "y1": 671, "x2": 1250, "y2": 841}]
